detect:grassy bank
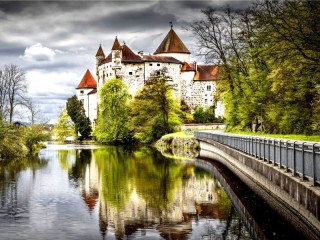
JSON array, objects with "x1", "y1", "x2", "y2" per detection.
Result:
[
  {"x1": 160, "y1": 131, "x2": 194, "y2": 139},
  {"x1": 229, "y1": 131, "x2": 320, "y2": 142}
]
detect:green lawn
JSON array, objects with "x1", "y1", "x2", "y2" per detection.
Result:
[
  {"x1": 161, "y1": 131, "x2": 194, "y2": 139},
  {"x1": 229, "y1": 131, "x2": 320, "y2": 142}
]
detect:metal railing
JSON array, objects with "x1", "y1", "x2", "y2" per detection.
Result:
[{"x1": 195, "y1": 132, "x2": 320, "y2": 186}]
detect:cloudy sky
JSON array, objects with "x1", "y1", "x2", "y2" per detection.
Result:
[{"x1": 0, "y1": 0, "x2": 250, "y2": 123}]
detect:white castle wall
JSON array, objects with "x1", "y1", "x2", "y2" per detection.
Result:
[
  {"x1": 155, "y1": 52, "x2": 190, "y2": 62},
  {"x1": 76, "y1": 88, "x2": 97, "y2": 124}
]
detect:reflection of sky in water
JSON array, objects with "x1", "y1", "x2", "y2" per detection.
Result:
[
  {"x1": 0, "y1": 144, "x2": 250, "y2": 240},
  {"x1": 0, "y1": 151, "x2": 101, "y2": 240}
]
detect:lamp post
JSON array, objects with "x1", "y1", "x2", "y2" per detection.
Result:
[{"x1": 258, "y1": 103, "x2": 263, "y2": 131}]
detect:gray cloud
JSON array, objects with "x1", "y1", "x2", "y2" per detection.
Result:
[{"x1": 0, "y1": 0, "x2": 254, "y2": 123}]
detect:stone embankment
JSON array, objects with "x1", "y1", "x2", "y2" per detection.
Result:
[{"x1": 155, "y1": 135, "x2": 199, "y2": 159}]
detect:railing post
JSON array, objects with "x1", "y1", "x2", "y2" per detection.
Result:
[
  {"x1": 264, "y1": 139, "x2": 266, "y2": 161},
  {"x1": 312, "y1": 143, "x2": 316, "y2": 186},
  {"x1": 302, "y1": 142, "x2": 305, "y2": 180},
  {"x1": 273, "y1": 140, "x2": 276, "y2": 166},
  {"x1": 293, "y1": 141, "x2": 297, "y2": 176},
  {"x1": 279, "y1": 140, "x2": 282, "y2": 169},
  {"x1": 285, "y1": 141, "x2": 289, "y2": 172},
  {"x1": 268, "y1": 139, "x2": 271, "y2": 164}
]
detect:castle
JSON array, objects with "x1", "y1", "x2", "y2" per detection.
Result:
[{"x1": 76, "y1": 27, "x2": 223, "y2": 124}]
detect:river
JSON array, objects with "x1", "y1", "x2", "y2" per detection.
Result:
[{"x1": 0, "y1": 144, "x2": 307, "y2": 239}]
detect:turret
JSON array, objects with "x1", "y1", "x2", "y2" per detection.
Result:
[
  {"x1": 154, "y1": 26, "x2": 191, "y2": 62},
  {"x1": 95, "y1": 44, "x2": 105, "y2": 76},
  {"x1": 111, "y1": 36, "x2": 122, "y2": 69}
]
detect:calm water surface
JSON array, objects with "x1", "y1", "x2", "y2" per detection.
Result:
[{"x1": 0, "y1": 144, "x2": 306, "y2": 240}]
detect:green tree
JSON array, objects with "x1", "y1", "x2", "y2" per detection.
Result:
[
  {"x1": 0, "y1": 120, "x2": 26, "y2": 161},
  {"x1": 21, "y1": 125, "x2": 49, "y2": 155},
  {"x1": 193, "y1": 106, "x2": 215, "y2": 123},
  {"x1": 54, "y1": 108, "x2": 76, "y2": 142},
  {"x1": 129, "y1": 68, "x2": 181, "y2": 143},
  {"x1": 93, "y1": 78, "x2": 131, "y2": 144},
  {"x1": 66, "y1": 95, "x2": 92, "y2": 140},
  {"x1": 191, "y1": 1, "x2": 320, "y2": 134}
]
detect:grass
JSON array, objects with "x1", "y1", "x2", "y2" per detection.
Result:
[
  {"x1": 229, "y1": 131, "x2": 320, "y2": 142},
  {"x1": 161, "y1": 131, "x2": 194, "y2": 139}
]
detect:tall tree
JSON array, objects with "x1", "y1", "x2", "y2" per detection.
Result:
[
  {"x1": 54, "y1": 108, "x2": 76, "y2": 142},
  {"x1": 190, "y1": 1, "x2": 319, "y2": 134},
  {"x1": 93, "y1": 79, "x2": 131, "y2": 144},
  {"x1": 66, "y1": 95, "x2": 91, "y2": 140},
  {"x1": 129, "y1": 68, "x2": 181, "y2": 143},
  {"x1": 1, "y1": 65, "x2": 28, "y2": 123}
]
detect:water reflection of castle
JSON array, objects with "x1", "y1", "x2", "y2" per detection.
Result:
[{"x1": 77, "y1": 153, "x2": 221, "y2": 239}]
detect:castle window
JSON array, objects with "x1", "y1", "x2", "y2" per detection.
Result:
[
  {"x1": 129, "y1": 72, "x2": 133, "y2": 75},
  {"x1": 157, "y1": 63, "x2": 160, "y2": 66},
  {"x1": 110, "y1": 73, "x2": 113, "y2": 76},
  {"x1": 206, "y1": 85, "x2": 212, "y2": 91},
  {"x1": 80, "y1": 90, "x2": 84, "y2": 94},
  {"x1": 149, "y1": 63, "x2": 153, "y2": 66},
  {"x1": 107, "y1": 74, "x2": 108, "y2": 77},
  {"x1": 157, "y1": 71, "x2": 160, "y2": 76},
  {"x1": 205, "y1": 99, "x2": 208, "y2": 104}
]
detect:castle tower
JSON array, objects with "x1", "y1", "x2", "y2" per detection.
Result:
[
  {"x1": 95, "y1": 44, "x2": 105, "y2": 76},
  {"x1": 111, "y1": 36, "x2": 122, "y2": 68},
  {"x1": 76, "y1": 70, "x2": 98, "y2": 124},
  {"x1": 154, "y1": 26, "x2": 191, "y2": 62}
]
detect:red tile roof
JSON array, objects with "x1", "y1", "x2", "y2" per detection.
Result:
[
  {"x1": 95, "y1": 44, "x2": 105, "y2": 57},
  {"x1": 121, "y1": 44, "x2": 141, "y2": 62},
  {"x1": 194, "y1": 65, "x2": 219, "y2": 81},
  {"x1": 181, "y1": 62, "x2": 196, "y2": 71},
  {"x1": 76, "y1": 70, "x2": 97, "y2": 89},
  {"x1": 111, "y1": 37, "x2": 121, "y2": 50},
  {"x1": 99, "y1": 53, "x2": 112, "y2": 65},
  {"x1": 154, "y1": 28, "x2": 190, "y2": 54},
  {"x1": 142, "y1": 55, "x2": 181, "y2": 64},
  {"x1": 88, "y1": 89, "x2": 97, "y2": 95}
]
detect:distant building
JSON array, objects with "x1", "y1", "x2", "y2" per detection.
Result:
[
  {"x1": 13, "y1": 121, "x2": 30, "y2": 127},
  {"x1": 76, "y1": 27, "x2": 224, "y2": 124}
]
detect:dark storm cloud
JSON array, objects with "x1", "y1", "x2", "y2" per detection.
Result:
[{"x1": 0, "y1": 0, "x2": 254, "y2": 122}]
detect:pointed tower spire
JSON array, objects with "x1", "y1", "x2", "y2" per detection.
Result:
[
  {"x1": 95, "y1": 44, "x2": 105, "y2": 58},
  {"x1": 111, "y1": 36, "x2": 121, "y2": 50},
  {"x1": 96, "y1": 44, "x2": 105, "y2": 76},
  {"x1": 76, "y1": 69, "x2": 97, "y2": 89},
  {"x1": 154, "y1": 28, "x2": 190, "y2": 54}
]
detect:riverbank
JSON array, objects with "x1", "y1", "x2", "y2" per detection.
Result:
[{"x1": 154, "y1": 132, "x2": 199, "y2": 159}]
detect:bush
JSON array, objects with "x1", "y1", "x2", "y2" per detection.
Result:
[{"x1": 193, "y1": 106, "x2": 216, "y2": 123}]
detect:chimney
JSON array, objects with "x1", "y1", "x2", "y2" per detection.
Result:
[
  {"x1": 138, "y1": 51, "x2": 144, "y2": 58},
  {"x1": 194, "y1": 61, "x2": 197, "y2": 72}
]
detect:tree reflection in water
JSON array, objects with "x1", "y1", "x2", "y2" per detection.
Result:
[
  {"x1": 0, "y1": 155, "x2": 48, "y2": 218},
  {"x1": 57, "y1": 145, "x2": 246, "y2": 240}
]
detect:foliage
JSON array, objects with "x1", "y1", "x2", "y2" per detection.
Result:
[
  {"x1": 180, "y1": 99, "x2": 194, "y2": 123},
  {"x1": 54, "y1": 108, "x2": 76, "y2": 142},
  {"x1": 93, "y1": 78, "x2": 132, "y2": 144},
  {"x1": 66, "y1": 95, "x2": 92, "y2": 140},
  {"x1": 0, "y1": 120, "x2": 26, "y2": 161},
  {"x1": 129, "y1": 68, "x2": 182, "y2": 143},
  {"x1": 193, "y1": 106, "x2": 215, "y2": 123},
  {"x1": 190, "y1": 1, "x2": 320, "y2": 134},
  {"x1": 0, "y1": 120, "x2": 49, "y2": 161},
  {"x1": 21, "y1": 125, "x2": 49, "y2": 154}
]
